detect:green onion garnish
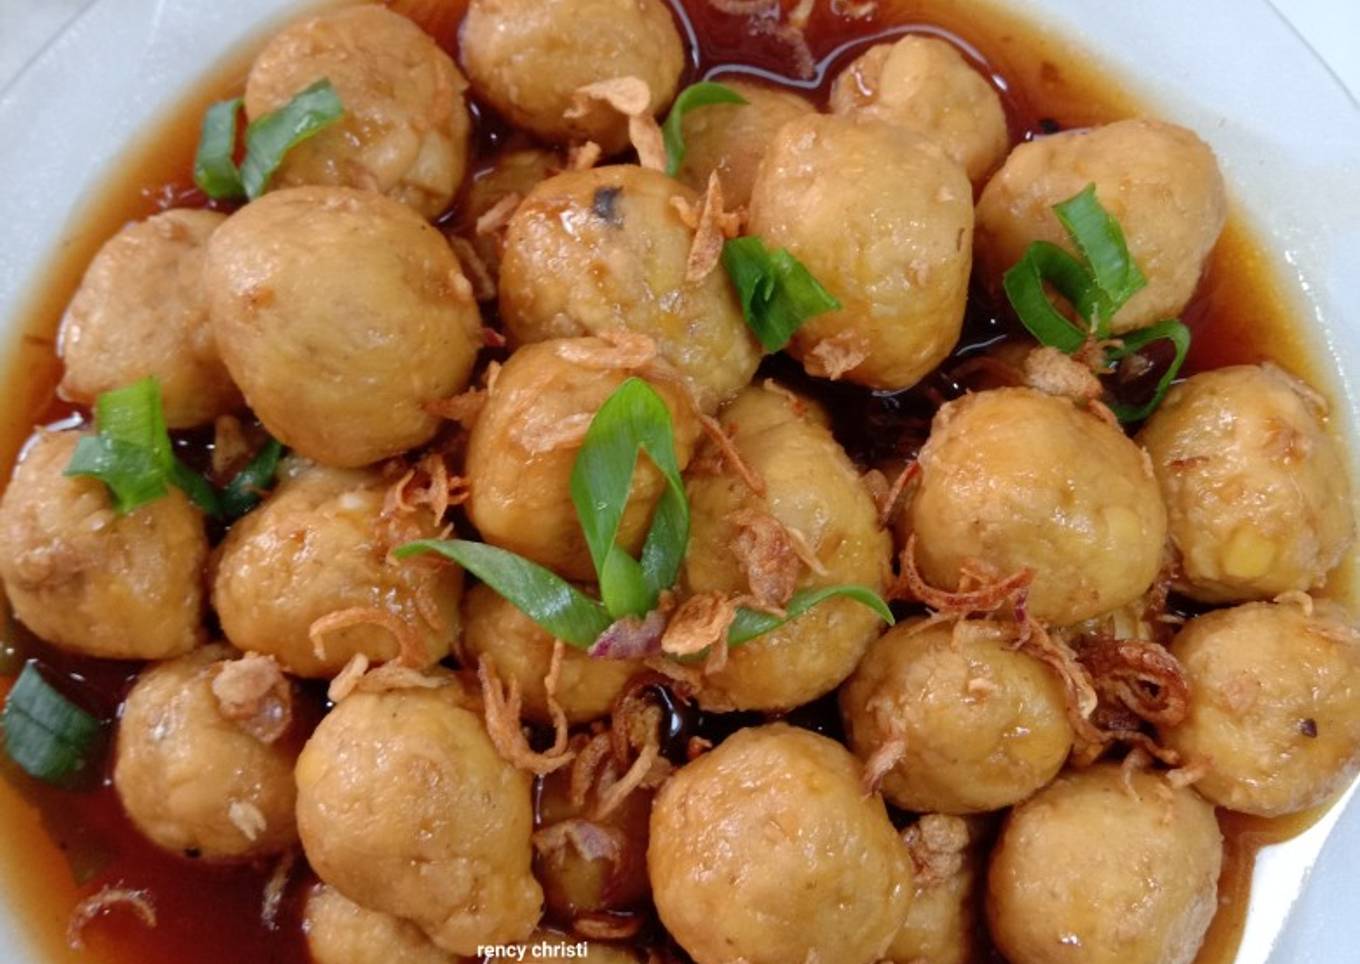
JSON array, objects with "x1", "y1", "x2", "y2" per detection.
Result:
[
  {"x1": 727, "y1": 585, "x2": 894, "y2": 646},
  {"x1": 194, "y1": 79, "x2": 344, "y2": 201},
  {"x1": 2, "y1": 663, "x2": 103, "y2": 786},
  {"x1": 219, "y1": 437, "x2": 284, "y2": 522},
  {"x1": 661, "y1": 81, "x2": 749, "y2": 177},
  {"x1": 722, "y1": 236, "x2": 842, "y2": 352},
  {"x1": 1002, "y1": 184, "x2": 1189, "y2": 421}
]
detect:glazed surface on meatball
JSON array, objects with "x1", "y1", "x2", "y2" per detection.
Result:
[{"x1": 303, "y1": 885, "x2": 456, "y2": 964}]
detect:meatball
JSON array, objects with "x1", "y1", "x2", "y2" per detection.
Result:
[
  {"x1": 0, "y1": 430, "x2": 205, "y2": 659},
  {"x1": 682, "y1": 385, "x2": 892, "y2": 711},
  {"x1": 58, "y1": 209, "x2": 240, "y2": 428},
  {"x1": 213, "y1": 461, "x2": 462, "y2": 678},
  {"x1": 987, "y1": 764, "x2": 1222, "y2": 964},
  {"x1": 1160, "y1": 600, "x2": 1360, "y2": 817},
  {"x1": 499, "y1": 166, "x2": 760, "y2": 412},
  {"x1": 113, "y1": 646, "x2": 299, "y2": 861},
  {"x1": 464, "y1": 337, "x2": 701, "y2": 581},
  {"x1": 303, "y1": 885, "x2": 455, "y2": 964},
  {"x1": 244, "y1": 5, "x2": 472, "y2": 219},
  {"x1": 829, "y1": 35, "x2": 1008, "y2": 185},
  {"x1": 905, "y1": 387, "x2": 1167, "y2": 625},
  {"x1": 452, "y1": 148, "x2": 560, "y2": 286},
  {"x1": 1138, "y1": 364, "x2": 1353, "y2": 603},
  {"x1": 976, "y1": 119, "x2": 1227, "y2": 334},
  {"x1": 296, "y1": 684, "x2": 542, "y2": 955},
  {"x1": 675, "y1": 79, "x2": 814, "y2": 208},
  {"x1": 887, "y1": 815, "x2": 983, "y2": 964},
  {"x1": 649, "y1": 724, "x2": 910, "y2": 964},
  {"x1": 461, "y1": 585, "x2": 640, "y2": 724},
  {"x1": 748, "y1": 114, "x2": 973, "y2": 390},
  {"x1": 204, "y1": 186, "x2": 481, "y2": 468},
  {"x1": 840, "y1": 619, "x2": 1073, "y2": 813},
  {"x1": 459, "y1": 0, "x2": 684, "y2": 154}
]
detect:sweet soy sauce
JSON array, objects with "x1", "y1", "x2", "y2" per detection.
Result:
[{"x1": 0, "y1": 1, "x2": 1341, "y2": 962}]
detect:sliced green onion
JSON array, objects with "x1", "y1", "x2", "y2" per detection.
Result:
[
  {"x1": 570, "y1": 378, "x2": 689, "y2": 619},
  {"x1": 1105, "y1": 320, "x2": 1192, "y2": 423},
  {"x1": 394, "y1": 539, "x2": 611, "y2": 649},
  {"x1": 193, "y1": 97, "x2": 245, "y2": 199},
  {"x1": 722, "y1": 237, "x2": 841, "y2": 352},
  {"x1": 662, "y1": 81, "x2": 748, "y2": 177},
  {"x1": 239, "y1": 79, "x2": 344, "y2": 199},
  {"x1": 1002, "y1": 242, "x2": 1093, "y2": 354},
  {"x1": 3, "y1": 663, "x2": 103, "y2": 786},
  {"x1": 1053, "y1": 184, "x2": 1146, "y2": 325},
  {"x1": 219, "y1": 437, "x2": 284, "y2": 522},
  {"x1": 728, "y1": 585, "x2": 894, "y2": 647}
]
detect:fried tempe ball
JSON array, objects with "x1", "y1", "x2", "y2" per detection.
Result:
[
  {"x1": 840, "y1": 619, "x2": 1073, "y2": 813},
  {"x1": 682, "y1": 385, "x2": 892, "y2": 711},
  {"x1": 459, "y1": 0, "x2": 684, "y2": 154},
  {"x1": 57, "y1": 209, "x2": 240, "y2": 428},
  {"x1": 464, "y1": 337, "x2": 701, "y2": 581},
  {"x1": 1138, "y1": 364, "x2": 1354, "y2": 603},
  {"x1": 452, "y1": 148, "x2": 560, "y2": 287},
  {"x1": 674, "y1": 79, "x2": 814, "y2": 207},
  {"x1": 303, "y1": 885, "x2": 458, "y2": 964},
  {"x1": 212, "y1": 460, "x2": 462, "y2": 678},
  {"x1": 1160, "y1": 600, "x2": 1360, "y2": 817},
  {"x1": 976, "y1": 119, "x2": 1226, "y2": 334},
  {"x1": 748, "y1": 114, "x2": 973, "y2": 390},
  {"x1": 296, "y1": 683, "x2": 542, "y2": 955},
  {"x1": 0, "y1": 431, "x2": 205, "y2": 659},
  {"x1": 886, "y1": 815, "x2": 984, "y2": 964},
  {"x1": 987, "y1": 764, "x2": 1222, "y2": 964},
  {"x1": 244, "y1": 5, "x2": 472, "y2": 219},
  {"x1": 649, "y1": 725, "x2": 910, "y2": 964},
  {"x1": 904, "y1": 387, "x2": 1167, "y2": 625},
  {"x1": 499, "y1": 166, "x2": 760, "y2": 412},
  {"x1": 829, "y1": 34, "x2": 1008, "y2": 185},
  {"x1": 204, "y1": 186, "x2": 481, "y2": 468},
  {"x1": 461, "y1": 585, "x2": 640, "y2": 724},
  {"x1": 113, "y1": 646, "x2": 299, "y2": 861}
]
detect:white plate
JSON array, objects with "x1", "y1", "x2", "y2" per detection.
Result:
[{"x1": 1, "y1": 1, "x2": 1358, "y2": 961}]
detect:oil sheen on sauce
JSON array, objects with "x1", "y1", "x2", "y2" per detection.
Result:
[{"x1": 0, "y1": 1, "x2": 1345, "y2": 963}]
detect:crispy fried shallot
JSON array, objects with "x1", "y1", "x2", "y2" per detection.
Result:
[
  {"x1": 260, "y1": 850, "x2": 297, "y2": 930},
  {"x1": 478, "y1": 659, "x2": 575, "y2": 775},
  {"x1": 698, "y1": 412, "x2": 766, "y2": 496},
  {"x1": 67, "y1": 886, "x2": 156, "y2": 950},
  {"x1": 574, "y1": 912, "x2": 646, "y2": 941},
  {"x1": 590, "y1": 608, "x2": 669, "y2": 660},
  {"x1": 729, "y1": 508, "x2": 800, "y2": 609},
  {"x1": 424, "y1": 385, "x2": 487, "y2": 426},
  {"x1": 860, "y1": 733, "x2": 906, "y2": 797},
  {"x1": 308, "y1": 607, "x2": 425, "y2": 668},
  {"x1": 892, "y1": 534, "x2": 1034, "y2": 616},
  {"x1": 661, "y1": 592, "x2": 738, "y2": 659},
  {"x1": 556, "y1": 328, "x2": 658, "y2": 371},
  {"x1": 327, "y1": 653, "x2": 370, "y2": 702},
  {"x1": 212, "y1": 653, "x2": 292, "y2": 743},
  {"x1": 1023, "y1": 345, "x2": 1103, "y2": 401},
  {"x1": 228, "y1": 800, "x2": 267, "y2": 842},
  {"x1": 1166, "y1": 758, "x2": 1210, "y2": 790},
  {"x1": 870, "y1": 461, "x2": 919, "y2": 527},
  {"x1": 475, "y1": 192, "x2": 521, "y2": 236},
  {"x1": 532, "y1": 816, "x2": 625, "y2": 865},
  {"x1": 902, "y1": 814, "x2": 969, "y2": 885},
  {"x1": 569, "y1": 140, "x2": 603, "y2": 171},
  {"x1": 805, "y1": 331, "x2": 869, "y2": 381},
  {"x1": 676, "y1": 173, "x2": 743, "y2": 283},
  {"x1": 448, "y1": 236, "x2": 496, "y2": 302},
  {"x1": 1078, "y1": 636, "x2": 1190, "y2": 729},
  {"x1": 567, "y1": 77, "x2": 666, "y2": 171}
]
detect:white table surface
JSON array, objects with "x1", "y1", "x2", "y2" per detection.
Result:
[{"x1": 0, "y1": 1, "x2": 1358, "y2": 962}]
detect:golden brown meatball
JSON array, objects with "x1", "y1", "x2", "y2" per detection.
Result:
[
  {"x1": 829, "y1": 35, "x2": 1008, "y2": 185},
  {"x1": 113, "y1": 646, "x2": 299, "y2": 861},
  {"x1": 905, "y1": 388, "x2": 1167, "y2": 625},
  {"x1": 976, "y1": 119, "x2": 1226, "y2": 334},
  {"x1": 748, "y1": 114, "x2": 973, "y2": 390},
  {"x1": 1160, "y1": 600, "x2": 1360, "y2": 817},
  {"x1": 58, "y1": 209, "x2": 240, "y2": 428},
  {"x1": 244, "y1": 6, "x2": 471, "y2": 219},
  {"x1": 452, "y1": 148, "x2": 560, "y2": 287},
  {"x1": 303, "y1": 885, "x2": 461, "y2": 964},
  {"x1": 0, "y1": 430, "x2": 205, "y2": 659},
  {"x1": 987, "y1": 764, "x2": 1222, "y2": 964},
  {"x1": 650, "y1": 724, "x2": 909, "y2": 964},
  {"x1": 499, "y1": 166, "x2": 760, "y2": 412},
  {"x1": 464, "y1": 337, "x2": 701, "y2": 581},
  {"x1": 204, "y1": 186, "x2": 481, "y2": 468},
  {"x1": 296, "y1": 684, "x2": 542, "y2": 955},
  {"x1": 212, "y1": 460, "x2": 461, "y2": 678},
  {"x1": 459, "y1": 0, "x2": 684, "y2": 154},
  {"x1": 675, "y1": 79, "x2": 814, "y2": 207},
  {"x1": 682, "y1": 385, "x2": 892, "y2": 711},
  {"x1": 887, "y1": 814, "x2": 983, "y2": 964},
  {"x1": 461, "y1": 584, "x2": 640, "y2": 725},
  {"x1": 840, "y1": 619, "x2": 1073, "y2": 813},
  {"x1": 1138, "y1": 364, "x2": 1353, "y2": 603}
]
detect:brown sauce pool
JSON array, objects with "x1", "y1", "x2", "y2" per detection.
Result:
[{"x1": 0, "y1": 1, "x2": 1345, "y2": 962}]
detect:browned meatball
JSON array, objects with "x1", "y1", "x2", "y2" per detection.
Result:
[
  {"x1": 58, "y1": 209, "x2": 240, "y2": 428},
  {"x1": 987, "y1": 764, "x2": 1222, "y2": 964},
  {"x1": 204, "y1": 186, "x2": 481, "y2": 468},
  {"x1": 451, "y1": 148, "x2": 560, "y2": 287},
  {"x1": 649, "y1": 724, "x2": 910, "y2": 964},
  {"x1": 459, "y1": 0, "x2": 684, "y2": 154},
  {"x1": 244, "y1": 5, "x2": 472, "y2": 218},
  {"x1": 887, "y1": 814, "x2": 984, "y2": 964},
  {"x1": 0, "y1": 430, "x2": 205, "y2": 659},
  {"x1": 303, "y1": 885, "x2": 461, "y2": 964},
  {"x1": 748, "y1": 114, "x2": 973, "y2": 390},
  {"x1": 1161, "y1": 600, "x2": 1360, "y2": 816},
  {"x1": 1139, "y1": 364, "x2": 1353, "y2": 603}
]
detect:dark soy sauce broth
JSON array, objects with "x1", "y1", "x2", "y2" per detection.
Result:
[{"x1": 0, "y1": 1, "x2": 1342, "y2": 962}]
